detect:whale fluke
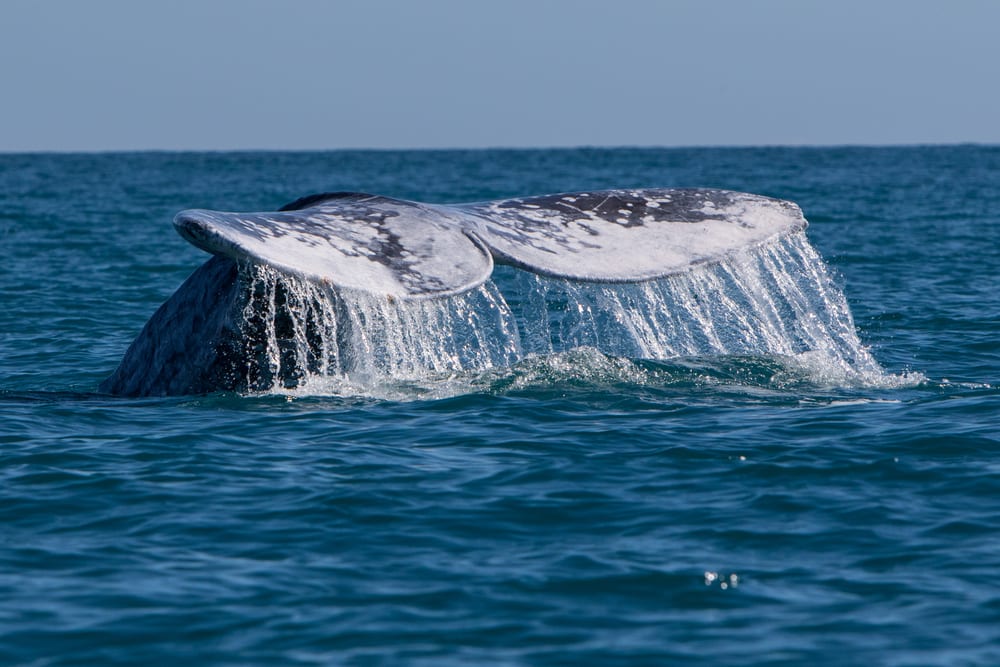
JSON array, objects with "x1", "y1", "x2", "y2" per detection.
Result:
[
  {"x1": 175, "y1": 193, "x2": 494, "y2": 299},
  {"x1": 461, "y1": 188, "x2": 806, "y2": 283},
  {"x1": 174, "y1": 189, "x2": 805, "y2": 299}
]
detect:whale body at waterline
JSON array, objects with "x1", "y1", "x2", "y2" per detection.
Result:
[{"x1": 101, "y1": 188, "x2": 811, "y2": 397}]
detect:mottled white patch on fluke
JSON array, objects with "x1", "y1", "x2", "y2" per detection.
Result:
[
  {"x1": 174, "y1": 188, "x2": 806, "y2": 299},
  {"x1": 175, "y1": 194, "x2": 493, "y2": 299},
  {"x1": 461, "y1": 189, "x2": 807, "y2": 282}
]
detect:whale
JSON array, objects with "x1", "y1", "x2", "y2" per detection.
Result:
[{"x1": 100, "y1": 188, "x2": 807, "y2": 396}]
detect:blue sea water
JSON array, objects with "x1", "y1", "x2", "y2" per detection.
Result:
[{"x1": 1, "y1": 146, "x2": 998, "y2": 666}]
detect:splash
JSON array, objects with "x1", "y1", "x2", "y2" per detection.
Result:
[
  {"x1": 223, "y1": 263, "x2": 522, "y2": 394},
  {"x1": 221, "y1": 232, "x2": 901, "y2": 396},
  {"x1": 507, "y1": 234, "x2": 891, "y2": 383}
]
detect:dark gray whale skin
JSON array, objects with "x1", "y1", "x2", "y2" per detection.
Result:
[{"x1": 99, "y1": 256, "x2": 240, "y2": 396}]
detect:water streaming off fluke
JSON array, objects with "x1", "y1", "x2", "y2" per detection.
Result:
[
  {"x1": 101, "y1": 189, "x2": 898, "y2": 397},
  {"x1": 186, "y1": 232, "x2": 889, "y2": 397}
]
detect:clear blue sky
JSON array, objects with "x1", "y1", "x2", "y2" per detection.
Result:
[{"x1": 3, "y1": 0, "x2": 998, "y2": 151}]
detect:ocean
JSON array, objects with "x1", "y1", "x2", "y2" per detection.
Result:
[{"x1": 1, "y1": 146, "x2": 998, "y2": 665}]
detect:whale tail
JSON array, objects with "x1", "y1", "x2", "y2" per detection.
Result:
[{"x1": 174, "y1": 188, "x2": 807, "y2": 299}]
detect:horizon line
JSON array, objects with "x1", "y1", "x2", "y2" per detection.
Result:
[{"x1": 1, "y1": 141, "x2": 996, "y2": 157}]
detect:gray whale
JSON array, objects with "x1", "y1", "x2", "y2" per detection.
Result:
[{"x1": 101, "y1": 189, "x2": 806, "y2": 396}]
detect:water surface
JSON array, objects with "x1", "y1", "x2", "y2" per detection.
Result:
[{"x1": 1, "y1": 146, "x2": 998, "y2": 665}]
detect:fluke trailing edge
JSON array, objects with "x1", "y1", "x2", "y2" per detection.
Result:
[{"x1": 102, "y1": 188, "x2": 810, "y2": 396}]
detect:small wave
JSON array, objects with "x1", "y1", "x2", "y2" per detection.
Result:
[
  {"x1": 770, "y1": 350, "x2": 926, "y2": 390},
  {"x1": 255, "y1": 347, "x2": 922, "y2": 402}
]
